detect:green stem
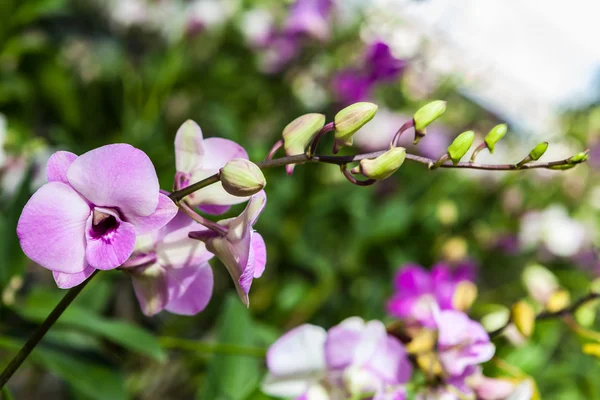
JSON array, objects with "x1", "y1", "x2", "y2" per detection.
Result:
[
  {"x1": 0, "y1": 270, "x2": 100, "y2": 389},
  {"x1": 159, "y1": 336, "x2": 267, "y2": 358}
]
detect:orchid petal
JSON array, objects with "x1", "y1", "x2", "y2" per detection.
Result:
[
  {"x1": 53, "y1": 265, "x2": 96, "y2": 289},
  {"x1": 252, "y1": 232, "x2": 267, "y2": 278},
  {"x1": 67, "y1": 143, "x2": 159, "y2": 217},
  {"x1": 267, "y1": 324, "x2": 327, "y2": 377},
  {"x1": 85, "y1": 213, "x2": 137, "y2": 270},
  {"x1": 17, "y1": 182, "x2": 90, "y2": 273},
  {"x1": 46, "y1": 151, "x2": 77, "y2": 184},
  {"x1": 131, "y1": 263, "x2": 169, "y2": 316},
  {"x1": 175, "y1": 120, "x2": 204, "y2": 173},
  {"x1": 164, "y1": 263, "x2": 213, "y2": 315},
  {"x1": 126, "y1": 193, "x2": 178, "y2": 234}
]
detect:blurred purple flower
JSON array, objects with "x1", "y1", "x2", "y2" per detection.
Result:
[
  {"x1": 121, "y1": 210, "x2": 214, "y2": 316},
  {"x1": 174, "y1": 120, "x2": 250, "y2": 214},
  {"x1": 17, "y1": 145, "x2": 178, "y2": 286},
  {"x1": 262, "y1": 317, "x2": 412, "y2": 399},
  {"x1": 387, "y1": 262, "x2": 476, "y2": 328},
  {"x1": 436, "y1": 310, "x2": 495, "y2": 377},
  {"x1": 190, "y1": 191, "x2": 267, "y2": 306},
  {"x1": 332, "y1": 41, "x2": 407, "y2": 105},
  {"x1": 284, "y1": 0, "x2": 333, "y2": 41}
]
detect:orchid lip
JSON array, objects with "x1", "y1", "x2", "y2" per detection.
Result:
[{"x1": 89, "y1": 207, "x2": 121, "y2": 239}]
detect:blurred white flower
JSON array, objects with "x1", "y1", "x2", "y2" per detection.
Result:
[
  {"x1": 239, "y1": 8, "x2": 274, "y2": 47},
  {"x1": 519, "y1": 205, "x2": 588, "y2": 257}
]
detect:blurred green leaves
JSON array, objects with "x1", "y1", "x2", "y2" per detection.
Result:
[{"x1": 197, "y1": 295, "x2": 262, "y2": 400}]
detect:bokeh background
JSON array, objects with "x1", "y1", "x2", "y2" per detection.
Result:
[{"x1": 1, "y1": 0, "x2": 599, "y2": 399}]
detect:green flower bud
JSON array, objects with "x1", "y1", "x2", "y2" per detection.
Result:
[
  {"x1": 447, "y1": 130, "x2": 475, "y2": 164},
  {"x1": 484, "y1": 124, "x2": 507, "y2": 153},
  {"x1": 220, "y1": 158, "x2": 266, "y2": 197},
  {"x1": 529, "y1": 142, "x2": 548, "y2": 161},
  {"x1": 356, "y1": 147, "x2": 406, "y2": 180},
  {"x1": 413, "y1": 100, "x2": 447, "y2": 134},
  {"x1": 282, "y1": 113, "x2": 326, "y2": 156},
  {"x1": 569, "y1": 151, "x2": 589, "y2": 164},
  {"x1": 333, "y1": 102, "x2": 378, "y2": 152}
]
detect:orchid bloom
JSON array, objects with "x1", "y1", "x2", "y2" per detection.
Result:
[
  {"x1": 262, "y1": 317, "x2": 412, "y2": 400},
  {"x1": 122, "y1": 210, "x2": 214, "y2": 316},
  {"x1": 174, "y1": 120, "x2": 249, "y2": 214},
  {"x1": 387, "y1": 263, "x2": 475, "y2": 328},
  {"x1": 332, "y1": 41, "x2": 406, "y2": 105},
  {"x1": 436, "y1": 310, "x2": 495, "y2": 378},
  {"x1": 189, "y1": 191, "x2": 267, "y2": 306},
  {"x1": 284, "y1": 0, "x2": 333, "y2": 41},
  {"x1": 17, "y1": 144, "x2": 178, "y2": 288}
]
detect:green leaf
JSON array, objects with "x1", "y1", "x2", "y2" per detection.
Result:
[
  {"x1": 197, "y1": 295, "x2": 261, "y2": 400},
  {"x1": 14, "y1": 289, "x2": 166, "y2": 362}
]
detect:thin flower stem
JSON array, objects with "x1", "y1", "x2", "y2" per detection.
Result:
[
  {"x1": 307, "y1": 122, "x2": 335, "y2": 157},
  {"x1": 179, "y1": 201, "x2": 228, "y2": 235},
  {"x1": 159, "y1": 336, "x2": 267, "y2": 357},
  {"x1": 169, "y1": 149, "x2": 585, "y2": 202},
  {"x1": 391, "y1": 119, "x2": 415, "y2": 147},
  {"x1": 0, "y1": 270, "x2": 100, "y2": 389},
  {"x1": 340, "y1": 164, "x2": 377, "y2": 186},
  {"x1": 489, "y1": 292, "x2": 600, "y2": 338},
  {"x1": 265, "y1": 139, "x2": 284, "y2": 161}
]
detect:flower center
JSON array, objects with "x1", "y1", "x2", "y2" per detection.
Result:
[{"x1": 90, "y1": 209, "x2": 119, "y2": 239}]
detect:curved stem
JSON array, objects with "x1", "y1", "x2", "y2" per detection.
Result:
[
  {"x1": 308, "y1": 122, "x2": 335, "y2": 157},
  {"x1": 0, "y1": 270, "x2": 100, "y2": 389},
  {"x1": 265, "y1": 139, "x2": 284, "y2": 161},
  {"x1": 489, "y1": 292, "x2": 600, "y2": 338},
  {"x1": 340, "y1": 164, "x2": 377, "y2": 186},
  {"x1": 179, "y1": 201, "x2": 228, "y2": 235},
  {"x1": 169, "y1": 174, "x2": 220, "y2": 203}
]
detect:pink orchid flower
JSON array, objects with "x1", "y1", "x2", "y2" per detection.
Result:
[
  {"x1": 17, "y1": 144, "x2": 178, "y2": 287},
  {"x1": 189, "y1": 191, "x2": 267, "y2": 306},
  {"x1": 122, "y1": 210, "x2": 214, "y2": 316},
  {"x1": 174, "y1": 120, "x2": 249, "y2": 214},
  {"x1": 262, "y1": 317, "x2": 412, "y2": 400}
]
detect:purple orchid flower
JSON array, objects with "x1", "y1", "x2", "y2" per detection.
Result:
[
  {"x1": 174, "y1": 120, "x2": 249, "y2": 214},
  {"x1": 387, "y1": 262, "x2": 476, "y2": 328},
  {"x1": 284, "y1": 0, "x2": 333, "y2": 41},
  {"x1": 189, "y1": 191, "x2": 267, "y2": 306},
  {"x1": 17, "y1": 144, "x2": 178, "y2": 287},
  {"x1": 435, "y1": 310, "x2": 495, "y2": 378},
  {"x1": 121, "y1": 210, "x2": 214, "y2": 316},
  {"x1": 262, "y1": 317, "x2": 412, "y2": 400},
  {"x1": 332, "y1": 41, "x2": 406, "y2": 105}
]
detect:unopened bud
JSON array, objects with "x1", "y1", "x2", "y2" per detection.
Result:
[
  {"x1": 583, "y1": 343, "x2": 600, "y2": 358},
  {"x1": 568, "y1": 151, "x2": 589, "y2": 164},
  {"x1": 511, "y1": 300, "x2": 535, "y2": 338},
  {"x1": 354, "y1": 147, "x2": 406, "y2": 180},
  {"x1": 413, "y1": 100, "x2": 447, "y2": 139},
  {"x1": 447, "y1": 130, "x2": 475, "y2": 164},
  {"x1": 484, "y1": 124, "x2": 507, "y2": 153},
  {"x1": 334, "y1": 102, "x2": 378, "y2": 152},
  {"x1": 529, "y1": 142, "x2": 548, "y2": 161},
  {"x1": 546, "y1": 289, "x2": 570, "y2": 312},
  {"x1": 452, "y1": 281, "x2": 478, "y2": 311},
  {"x1": 575, "y1": 299, "x2": 599, "y2": 327},
  {"x1": 220, "y1": 158, "x2": 266, "y2": 197},
  {"x1": 282, "y1": 113, "x2": 326, "y2": 155},
  {"x1": 522, "y1": 264, "x2": 558, "y2": 305}
]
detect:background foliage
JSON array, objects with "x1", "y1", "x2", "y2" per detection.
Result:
[{"x1": 0, "y1": 0, "x2": 599, "y2": 399}]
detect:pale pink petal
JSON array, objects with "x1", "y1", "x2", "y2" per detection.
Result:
[
  {"x1": 252, "y1": 232, "x2": 267, "y2": 278},
  {"x1": 175, "y1": 120, "x2": 204, "y2": 174},
  {"x1": 53, "y1": 265, "x2": 96, "y2": 289},
  {"x1": 17, "y1": 182, "x2": 90, "y2": 273},
  {"x1": 325, "y1": 317, "x2": 364, "y2": 369},
  {"x1": 207, "y1": 235, "x2": 252, "y2": 305},
  {"x1": 475, "y1": 377, "x2": 516, "y2": 400},
  {"x1": 85, "y1": 217, "x2": 137, "y2": 270},
  {"x1": 126, "y1": 193, "x2": 178, "y2": 234},
  {"x1": 267, "y1": 324, "x2": 327, "y2": 377},
  {"x1": 131, "y1": 263, "x2": 169, "y2": 316},
  {"x1": 67, "y1": 144, "x2": 159, "y2": 217},
  {"x1": 46, "y1": 151, "x2": 78, "y2": 184},
  {"x1": 164, "y1": 263, "x2": 213, "y2": 315},
  {"x1": 155, "y1": 211, "x2": 214, "y2": 267},
  {"x1": 201, "y1": 137, "x2": 248, "y2": 168},
  {"x1": 198, "y1": 204, "x2": 231, "y2": 215}
]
